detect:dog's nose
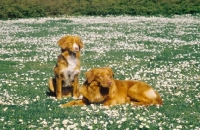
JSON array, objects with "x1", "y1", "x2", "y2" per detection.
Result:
[{"x1": 75, "y1": 47, "x2": 79, "y2": 51}]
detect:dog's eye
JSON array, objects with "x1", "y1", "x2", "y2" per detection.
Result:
[{"x1": 66, "y1": 42, "x2": 72, "y2": 46}]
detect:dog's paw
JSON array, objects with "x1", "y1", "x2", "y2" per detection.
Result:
[
  {"x1": 73, "y1": 94, "x2": 83, "y2": 99},
  {"x1": 72, "y1": 96, "x2": 79, "y2": 99},
  {"x1": 79, "y1": 95, "x2": 83, "y2": 99},
  {"x1": 56, "y1": 95, "x2": 62, "y2": 100}
]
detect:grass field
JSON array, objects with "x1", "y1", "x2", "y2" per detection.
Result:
[{"x1": 0, "y1": 15, "x2": 200, "y2": 129}]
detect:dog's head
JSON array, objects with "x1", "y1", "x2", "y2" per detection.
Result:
[
  {"x1": 85, "y1": 67, "x2": 114, "y2": 88},
  {"x1": 80, "y1": 81, "x2": 109, "y2": 103},
  {"x1": 57, "y1": 35, "x2": 84, "y2": 53}
]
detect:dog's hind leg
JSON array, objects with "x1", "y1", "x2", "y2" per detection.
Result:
[
  {"x1": 48, "y1": 78, "x2": 56, "y2": 93},
  {"x1": 128, "y1": 94, "x2": 154, "y2": 106},
  {"x1": 56, "y1": 78, "x2": 62, "y2": 99},
  {"x1": 128, "y1": 86, "x2": 157, "y2": 106},
  {"x1": 128, "y1": 88, "x2": 162, "y2": 106}
]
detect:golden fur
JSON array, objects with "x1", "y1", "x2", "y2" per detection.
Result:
[
  {"x1": 48, "y1": 35, "x2": 83, "y2": 99},
  {"x1": 62, "y1": 67, "x2": 162, "y2": 107}
]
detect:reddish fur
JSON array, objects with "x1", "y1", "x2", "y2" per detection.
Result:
[
  {"x1": 62, "y1": 67, "x2": 162, "y2": 107},
  {"x1": 48, "y1": 35, "x2": 83, "y2": 99}
]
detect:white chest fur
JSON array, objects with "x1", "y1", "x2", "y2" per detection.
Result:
[
  {"x1": 61, "y1": 55, "x2": 79, "y2": 87},
  {"x1": 66, "y1": 55, "x2": 78, "y2": 69}
]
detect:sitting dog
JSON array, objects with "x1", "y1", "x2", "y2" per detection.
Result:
[
  {"x1": 48, "y1": 35, "x2": 83, "y2": 99},
  {"x1": 62, "y1": 67, "x2": 162, "y2": 107}
]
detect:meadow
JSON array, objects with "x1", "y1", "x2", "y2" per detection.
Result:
[{"x1": 0, "y1": 15, "x2": 200, "y2": 129}]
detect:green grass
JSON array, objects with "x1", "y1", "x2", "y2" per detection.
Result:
[{"x1": 0, "y1": 15, "x2": 200, "y2": 129}]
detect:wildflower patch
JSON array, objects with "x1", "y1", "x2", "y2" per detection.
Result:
[{"x1": 0, "y1": 15, "x2": 199, "y2": 129}]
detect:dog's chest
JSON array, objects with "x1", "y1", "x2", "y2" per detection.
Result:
[{"x1": 66, "y1": 55, "x2": 78, "y2": 69}]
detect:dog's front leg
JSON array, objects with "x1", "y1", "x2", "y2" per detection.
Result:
[
  {"x1": 72, "y1": 76, "x2": 80, "y2": 99},
  {"x1": 103, "y1": 98, "x2": 118, "y2": 106},
  {"x1": 61, "y1": 97, "x2": 90, "y2": 107},
  {"x1": 61, "y1": 99, "x2": 85, "y2": 107},
  {"x1": 56, "y1": 78, "x2": 62, "y2": 99}
]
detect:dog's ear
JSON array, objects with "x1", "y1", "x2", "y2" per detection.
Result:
[
  {"x1": 104, "y1": 67, "x2": 114, "y2": 77},
  {"x1": 85, "y1": 69, "x2": 94, "y2": 83},
  {"x1": 74, "y1": 36, "x2": 84, "y2": 49},
  {"x1": 57, "y1": 35, "x2": 69, "y2": 49}
]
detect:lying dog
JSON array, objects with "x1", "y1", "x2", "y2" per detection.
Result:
[
  {"x1": 62, "y1": 67, "x2": 162, "y2": 107},
  {"x1": 48, "y1": 35, "x2": 83, "y2": 99}
]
